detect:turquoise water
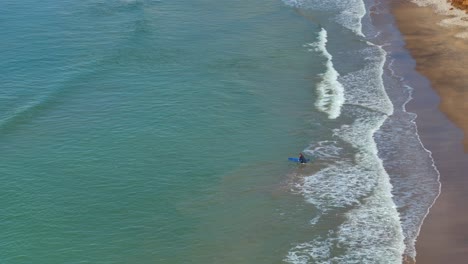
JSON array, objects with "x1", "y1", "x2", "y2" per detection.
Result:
[
  {"x1": 2, "y1": 0, "x2": 327, "y2": 263},
  {"x1": 1, "y1": 0, "x2": 441, "y2": 263}
]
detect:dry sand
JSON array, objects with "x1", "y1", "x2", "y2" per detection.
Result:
[{"x1": 391, "y1": 1, "x2": 468, "y2": 263}]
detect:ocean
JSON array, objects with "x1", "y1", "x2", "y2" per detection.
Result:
[{"x1": 1, "y1": 0, "x2": 440, "y2": 263}]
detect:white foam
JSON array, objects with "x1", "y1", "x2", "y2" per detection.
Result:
[
  {"x1": 305, "y1": 28, "x2": 345, "y2": 119},
  {"x1": 299, "y1": 115, "x2": 390, "y2": 210},
  {"x1": 281, "y1": 0, "x2": 304, "y2": 8},
  {"x1": 282, "y1": 0, "x2": 443, "y2": 261},
  {"x1": 375, "y1": 27, "x2": 443, "y2": 258},
  {"x1": 335, "y1": 189, "x2": 405, "y2": 263},
  {"x1": 288, "y1": 114, "x2": 406, "y2": 263},
  {"x1": 304, "y1": 140, "x2": 344, "y2": 159},
  {"x1": 340, "y1": 43, "x2": 394, "y2": 116},
  {"x1": 281, "y1": 0, "x2": 367, "y2": 37},
  {"x1": 285, "y1": 236, "x2": 332, "y2": 264},
  {"x1": 287, "y1": 40, "x2": 406, "y2": 262},
  {"x1": 281, "y1": 0, "x2": 335, "y2": 10},
  {"x1": 335, "y1": 0, "x2": 366, "y2": 37},
  {"x1": 286, "y1": 187, "x2": 405, "y2": 263},
  {"x1": 372, "y1": 81, "x2": 442, "y2": 259},
  {"x1": 403, "y1": 106, "x2": 441, "y2": 260},
  {"x1": 309, "y1": 215, "x2": 321, "y2": 225}
]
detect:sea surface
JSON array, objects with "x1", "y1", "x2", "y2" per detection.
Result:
[{"x1": 1, "y1": 0, "x2": 440, "y2": 263}]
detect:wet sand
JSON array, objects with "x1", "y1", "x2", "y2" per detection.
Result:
[{"x1": 391, "y1": 1, "x2": 468, "y2": 263}]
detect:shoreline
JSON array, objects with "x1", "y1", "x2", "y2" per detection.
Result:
[{"x1": 390, "y1": 0, "x2": 468, "y2": 263}]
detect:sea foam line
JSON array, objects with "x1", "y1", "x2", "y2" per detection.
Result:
[
  {"x1": 286, "y1": 114, "x2": 406, "y2": 264},
  {"x1": 378, "y1": 54, "x2": 442, "y2": 260},
  {"x1": 305, "y1": 28, "x2": 345, "y2": 119},
  {"x1": 340, "y1": 42, "x2": 394, "y2": 116},
  {"x1": 282, "y1": 0, "x2": 406, "y2": 262},
  {"x1": 335, "y1": 0, "x2": 366, "y2": 37},
  {"x1": 286, "y1": 42, "x2": 406, "y2": 263},
  {"x1": 396, "y1": 84, "x2": 442, "y2": 260},
  {"x1": 281, "y1": 0, "x2": 366, "y2": 37}
]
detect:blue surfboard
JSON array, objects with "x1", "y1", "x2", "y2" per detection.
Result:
[{"x1": 288, "y1": 157, "x2": 310, "y2": 163}]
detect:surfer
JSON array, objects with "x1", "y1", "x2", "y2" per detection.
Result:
[{"x1": 299, "y1": 153, "x2": 307, "y2": 164}]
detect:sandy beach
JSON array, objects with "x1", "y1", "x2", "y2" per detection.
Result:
[{"x1": 391, "y1": 1, "x2": 468, "y2": 263}]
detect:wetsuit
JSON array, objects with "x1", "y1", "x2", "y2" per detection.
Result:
[{"x1": 299, "y1": 154, "x2": 307, "y2": 164}]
